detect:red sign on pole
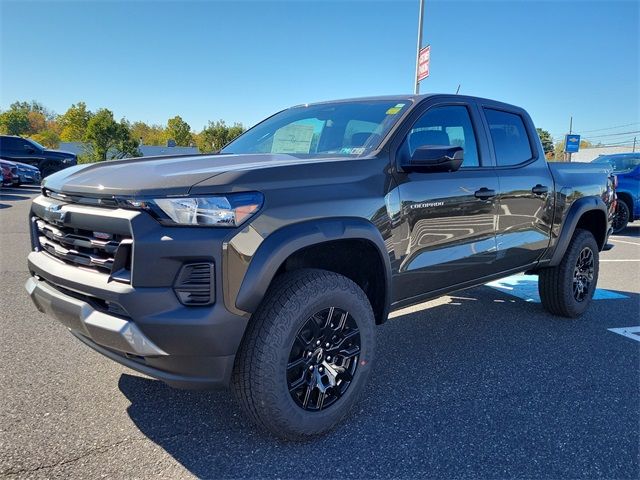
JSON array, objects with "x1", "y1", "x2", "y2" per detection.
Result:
[{"x1": 417, "y1": 45, "x2": 431, "y2": 83}]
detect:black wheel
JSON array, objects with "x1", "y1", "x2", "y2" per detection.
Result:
[
  {"x1": 40, "y1": 162, "x2": 58, "y2": 178},
  {"x1": 232, "y1": 269, "x2": 375, "y2": 440},
  {"x1": 612, "y1": 200, "x2": 630, "y2": 233},
  {"x1": 539, "y1": 228, "x2": 599, "y2": 318}
]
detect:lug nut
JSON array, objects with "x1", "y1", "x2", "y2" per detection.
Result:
[
  {"x1": 327, "y1": 356, "x2": 331, "y2": 361},
  {"x1": 309, "y1": 365, "x2": 314, "y2": 371},
  {"x1": 307, "y1": 351, "x2": 313, "y2": 357},
  {"x1": 316, "y1": 340, "x2": 321, "y2": 346},
  {"x1": 318, "y1": 367, "x2": 323, "y2": 372},
  {"x1": 325, "y1": 343, "x2": 330, "y2": 348}
]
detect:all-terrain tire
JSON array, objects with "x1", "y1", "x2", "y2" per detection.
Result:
[
  {"x1": 232, "y1": 268, "x2": 376, "y2": 441},
  {"x1": 538, "y1": 228, "x2": 599, "y2": 318}
]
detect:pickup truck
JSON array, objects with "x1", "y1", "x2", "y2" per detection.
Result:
[
  {"x1": 592, "y1": 153, "x2": 639, "y2": 232},
  {"x1": 0, "y1": 135, "x2": 77, "y2": 177},
  {"x1": 25, "y1": 95, "x2": 615, "y2": 440}
]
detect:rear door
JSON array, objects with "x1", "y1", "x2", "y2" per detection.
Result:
[
  {"x1": 479, "y1": 104, "x2": 554, "y2": 271},
  {"x1": 389, "y1": 98, "x2": 500, "y2": 303}
]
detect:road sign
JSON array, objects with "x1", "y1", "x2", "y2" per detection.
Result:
[
  {"x1": 565, "y1": 134, "x2": 581, "y2": 153},
  {"x1": 417, "y1": 45, "x2": 430, "y2": 83}
]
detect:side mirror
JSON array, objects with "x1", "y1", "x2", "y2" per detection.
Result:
[{"x1": 402, "y1": 145, "x2": 464, "y2": 173}]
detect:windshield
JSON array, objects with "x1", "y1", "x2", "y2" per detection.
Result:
[
  {"x1": 27, "y1": 138, "x2": 45, "y2": 150},
  {"x1": 592, "y1": 154, "x2": 640, "y2": 173},
  {"x1": 221, "y1": 100, "x2": 411, "y2": 157}
]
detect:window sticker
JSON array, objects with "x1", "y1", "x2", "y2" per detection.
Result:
[
  {"x1": 271, "y1": 124, "x2": 315, "y2": 154},
  {"x1": 385, "y1": 103, "x2": 405, "y2": 115}
]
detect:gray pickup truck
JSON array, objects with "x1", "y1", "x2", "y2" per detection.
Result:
[{"x1": 25, "y1": 95, "x2": 615, "y2": 439}]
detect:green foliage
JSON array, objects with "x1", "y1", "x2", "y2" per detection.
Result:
[
  {"x1": 31, "y1": 129, "x2": 60, "y2": 148},
  {"x1": 166, "y1": 115, "x2": 192, "y2": 146},
  {"x1": 4, "y1": 98, "x2": 245, "y2": 159},
  {"x1": 130, "y1": 121, "x2": 166, "y2": 146},
  {"x1": 83, "y1": 109, "x2": 140, "y2": 161},
  {"x1": 198, "y1": 120, "x2": 245, "y2": 153},
  {"x1": 536, "y1": 128, "x2": 554, "y2": 157},
  {"x1": 59, "y1": 102, "x2": 93, "y2": 142},
  {"x1": 0, "y1": 109, "x2": 30, "y2": 135}
]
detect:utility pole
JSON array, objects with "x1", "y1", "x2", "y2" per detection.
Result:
[
  {"x1": 633, "y1": 136, "x2": 637, "y2": 152},
  {"x1": 414, "y1": 0, "x2": 425, "y2": 94}
]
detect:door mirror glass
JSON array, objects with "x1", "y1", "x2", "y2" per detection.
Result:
[{"x1": 403, "y1": 145, "x2": 463, "y2": 173}]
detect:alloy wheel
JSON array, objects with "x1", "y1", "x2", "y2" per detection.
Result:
[
  {"x1": 573, "y1": 247, "x2": 595, "y2": 302},
  {"x1": 287, "y1": 307, "x2": 361, "y2": 411}
]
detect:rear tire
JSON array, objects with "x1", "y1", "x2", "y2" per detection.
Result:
[
  {"x1": 232, "y1": 269, "x2": 376, "y2": 441},
  {"x1": 538, "y1": 228, "x2": 599, "y2": 318},
  {"x1": 612, "y1": 200, "x2": 630, "y2": 233}
]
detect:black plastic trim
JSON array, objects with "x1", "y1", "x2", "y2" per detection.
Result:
[
  {"x1": 548, "y1": 196, "x2": 608, "y2": 266},
  {"x1": 235, "y1": 218, "x2": 392, "y2": 322}
]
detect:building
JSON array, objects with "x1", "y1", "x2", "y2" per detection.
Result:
[{"x1": 570, "y1": 145, "x2": 636, "y2": 163}]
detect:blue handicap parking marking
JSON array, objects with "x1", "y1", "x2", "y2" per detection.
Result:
[{"x1": 486, "y1": 274, "x2": 628, "y2": 303}]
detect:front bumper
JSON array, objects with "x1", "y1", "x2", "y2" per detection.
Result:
[
  {"x1": 26, "y1": 251, "x2": 248, "y2": 389},
  {"x1": 25, "y1": 196, "x2": 251, "y2": 389}
]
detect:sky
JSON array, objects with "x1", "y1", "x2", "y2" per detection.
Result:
[{"x1": 1, "y1": 0, "x2": 638, "y2": 145}]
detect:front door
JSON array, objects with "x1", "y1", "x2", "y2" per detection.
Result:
[{"x1": 390, "y1": 102, "x2": 500, "y2": 304}]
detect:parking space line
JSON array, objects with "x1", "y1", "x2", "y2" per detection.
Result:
[
  {"x1": 600, "y1": 259, "x2": 640, "y2": 262},
  {"x1": 610, "y1": 238, "x2": 640, "y2": 246},
  {"x1": 486, "y1": 274, "x2": 628, "y2": 303},
  {"x1": 607, "y1": 326, "x2": 640, "y2": 342}
]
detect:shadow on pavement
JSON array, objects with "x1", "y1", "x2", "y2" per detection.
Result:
[{"x1": 118, "y1": 285, "x2": 639, "y2": 479}]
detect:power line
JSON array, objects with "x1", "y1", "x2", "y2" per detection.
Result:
[
  {"x1": 551, "y1": 121, "x2": 640, "y2": 138},
  {"x1": 583, "y1": 129, "x2": 640, "y2": 139}
]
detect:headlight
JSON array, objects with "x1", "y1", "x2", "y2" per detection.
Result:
[{"x1": 145, "y1": 192, "x2": 263, "y2": 227}]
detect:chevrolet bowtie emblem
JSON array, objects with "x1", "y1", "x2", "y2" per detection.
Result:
[{"x1": 45, "y1": 204, "x2": 66, "y2": 224}]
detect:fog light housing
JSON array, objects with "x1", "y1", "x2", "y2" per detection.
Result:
[{"x1": 173, "y1": 262, "x2": 215, "y2": 306}]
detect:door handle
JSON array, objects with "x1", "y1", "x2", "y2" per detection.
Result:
[
  {"x1": 474, "y1": 187, "x2": 496, "y2": 200},
  {"x1": 532, "y1": 184, "x2": 549, "y2": 195}
]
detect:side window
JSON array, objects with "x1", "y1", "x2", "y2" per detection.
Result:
[
  {"x1": 0, "y1": 137, "x2": 21, "y2": 151},
  {"x1": 484, "y1": 108, "x2": 533, "y2": 166},
  {"x1": 403, "y1": 105, "x2": 480, "y2": 168}
]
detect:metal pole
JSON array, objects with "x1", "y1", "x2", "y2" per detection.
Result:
[
  {"x1": 414, "y1": 0, "x2": 425, "y2": 94},
  {"x1": 567, "y1": 116, "x2": 573, "y2": 162},
  {"x1": 633, "y1": 136, "x2": 637, "y2": 152}
]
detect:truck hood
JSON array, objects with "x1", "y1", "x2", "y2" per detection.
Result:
[{"x1": 43, "y1": 153, "x2": 344, "y2": 197}]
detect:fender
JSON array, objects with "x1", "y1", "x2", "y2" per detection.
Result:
[
  {"x1": 235, "y1": 217, "x2": 392, "y2": 322},
  {"x1": 548, "y1": 196, "x2": 608, "y2": 266}
]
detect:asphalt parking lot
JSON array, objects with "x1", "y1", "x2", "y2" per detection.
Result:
[{"x1": 1, "y1": 186, "x2": 639, "y2": 479}]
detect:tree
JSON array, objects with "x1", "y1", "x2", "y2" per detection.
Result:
[
  {"x1": 83, "y1": 109, "x2": 140, "y2": 161},
  {"x1": 31, "y1": 129, "x2": 60, "y2": 148},
  {"x1": 59, "y1": 102, "x2": 93, "y2": 142},
  {"x1": 130, "y1": 121, "x2": 166, "y2": 146},
  {"x1": 0, "y1": 109, "x2": 30, "y2": 135},
  {"x1": 536, "y1": 128, "x2": 554, "y2": 158},
  {"x1": 166, "y1": 115, "x2": 192, "y2": 146},
  {"x1": 197, "y1": 120, "x2": 245, "y2": 153}
]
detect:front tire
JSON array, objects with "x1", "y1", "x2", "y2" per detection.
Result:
[
  {"x1": 232, "y1": 269, "x2": 376, "y2": 440},
  {"x1": 538, "y1": 228, "x2": 599, "y2": 318}
]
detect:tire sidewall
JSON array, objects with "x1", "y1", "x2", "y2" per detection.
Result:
[
  {"x1": 562, "y1": 231, "x2": 599, "y2": 317},
  {"x1": 258, "y1": 273, "x2": 375, "y2": 437}
]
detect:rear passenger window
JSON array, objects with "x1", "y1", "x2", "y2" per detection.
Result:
[{"x1": 484, "y1": 109, "x2": 532, "y2": 166}]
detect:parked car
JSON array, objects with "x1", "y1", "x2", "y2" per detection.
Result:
[
  {"x1": 0, "y1": 160, "x2": 19, "y2": 187},
  {"x1": 11, "y1": 161, "x2": 42, "y2": 186},
  {"x1": 591, "y1": 153, "x2": 640, "y2": 232},
  {"x1": 0, "y1": 136, "x2": 76, "y2": 178},
  {"x1": 0, "y1": 166, "x2": 4, "y2": 186},
  {"x1": 25, "y1": 94, "x2": 615, "y2": 440}
]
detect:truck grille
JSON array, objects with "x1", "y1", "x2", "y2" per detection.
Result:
[{"x1": 33, "y1": 215, "x2": 132, "y2": 280}]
